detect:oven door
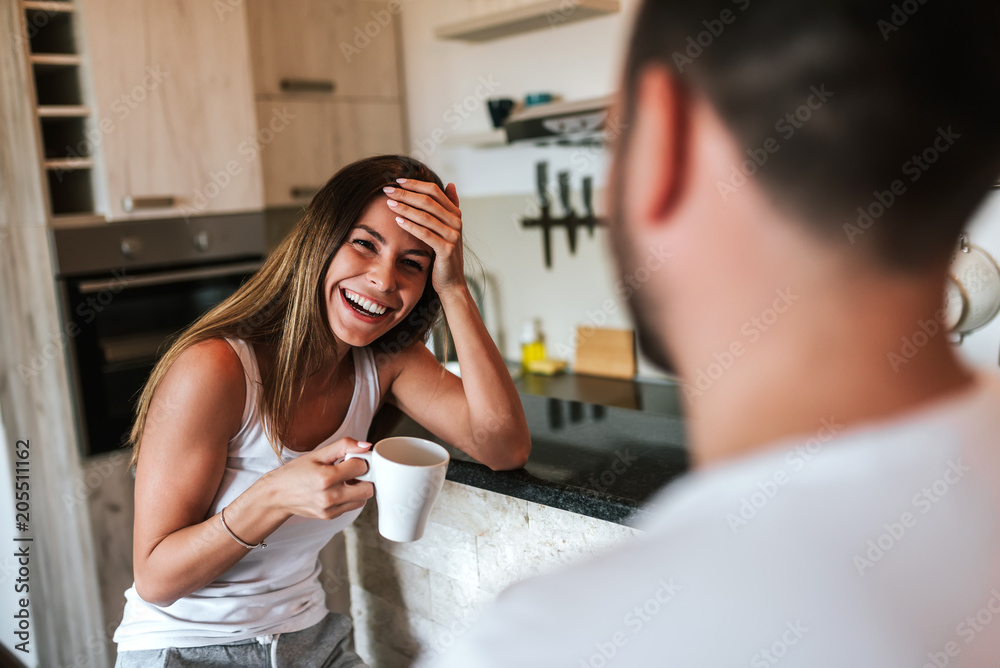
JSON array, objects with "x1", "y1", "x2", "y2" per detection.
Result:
[{"x1": 61, "y1": 259, "x2": 262, "y2": 457}]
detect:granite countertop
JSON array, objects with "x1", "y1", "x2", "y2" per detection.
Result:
[{"x1": 390, "y1": 369, "x2": 690, "y2": 527}]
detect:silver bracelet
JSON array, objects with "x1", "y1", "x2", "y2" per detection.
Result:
[{"x1": 220, "y1": 506, "x2": 266, "y2": 549}]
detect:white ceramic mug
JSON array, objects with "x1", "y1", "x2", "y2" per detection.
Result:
[{"x1": 345, "y1": 437, "x2": 449, "y2": 542}]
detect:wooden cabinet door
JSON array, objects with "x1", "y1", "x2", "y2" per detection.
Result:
[
  {"x1": 333, "y1": 0, "x2": 401, "y2": 98},
  {"x1": 82, "y1": 0, "x2": 263, "y2": 220},
  {"x1": 246, "y1": 0, "x2": 333, "y2": 99},
  {"x1": 333, "y1": 100, "x2": 405, "y2": 164},
  {"x1": 257, "y1": 101, "x2": 337, "y2": 208},
  {"x1": 246, "y1": 0, "x2": 400, "y2": 99},
  {"x1": 258, "y1": 100, "x2": 404, "y2": 207}
]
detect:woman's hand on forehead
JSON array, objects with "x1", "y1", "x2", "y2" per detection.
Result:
[{"x1": 382, "y1": 178, "x2": 466, "y2": 295}]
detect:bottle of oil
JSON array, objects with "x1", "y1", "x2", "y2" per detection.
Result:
[{"x1": 520, "y1": 318, "x2": 546, "y2": 372}]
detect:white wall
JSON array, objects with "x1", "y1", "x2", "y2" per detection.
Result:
[{"x1": 398, "y1": 1, "x2": 1000, "y2": 377}]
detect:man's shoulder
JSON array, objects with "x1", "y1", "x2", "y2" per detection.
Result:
[{"x1": 426, "y1": 373, "x2": 1000, "y2": 667}]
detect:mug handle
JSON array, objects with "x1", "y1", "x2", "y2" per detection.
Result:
[{"x1": 343, "y1": 451, "x2": 374, "y2": 482}]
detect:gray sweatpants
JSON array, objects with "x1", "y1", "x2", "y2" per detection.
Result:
[{"x1": 114, "y1": 612, "x2": 367, "y2": 667}]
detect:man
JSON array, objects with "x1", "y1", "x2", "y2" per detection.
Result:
[{"x1": 422, "y1": 0, "x2": 1000, "y2": 666}]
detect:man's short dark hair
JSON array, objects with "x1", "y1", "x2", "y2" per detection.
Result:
[{"x1": 621, "y1": 0, "x2": 1000, "y2": 271}]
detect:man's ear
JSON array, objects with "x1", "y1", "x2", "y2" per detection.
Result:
[{"x1": 622, "y1": 64, "x2": 687, "y2": 229}]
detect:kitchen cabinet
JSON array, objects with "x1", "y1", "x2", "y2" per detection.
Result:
[
  {"x1": 81, "y1": 0, "x2": 263, "y2": 220},
  {"x1": 256, "y1": 100, "x2": 337, "y2": 206},
  {"x1": 246, "y1": 0, "x2": 408, "y2": 207},
  {"x1": 335, "y1": 100, "x2": 406, "y2": 164},
  {"x1": 259, "y1": 99, "x2": 404, "y2": 207},
  {"x1": 246, "y1": 0, "x2": 400, "y2": 99}
]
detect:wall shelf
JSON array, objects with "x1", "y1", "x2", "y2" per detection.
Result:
[{"x1": 436, "y1": 0, "x2": 619, "y2": 42}]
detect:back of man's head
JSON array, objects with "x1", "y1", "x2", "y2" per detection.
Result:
[{"x1": 621, "y1": 0, "x2": 1000, "y2": 271}]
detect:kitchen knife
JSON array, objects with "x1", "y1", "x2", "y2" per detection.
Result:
[
  {"x1": 537, "y1": 162, "x2": 553, "y2": 269},
  {"x1": 582, "y1": 176, "x2": 596, "y2": 237},
  {"x1": 558, "y1": 171, "x2": 579, "y2": 255}
]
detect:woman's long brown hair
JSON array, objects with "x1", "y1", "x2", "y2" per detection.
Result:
[{"x1": 128, "y1": 155, "x2": 446, "y2": 467}]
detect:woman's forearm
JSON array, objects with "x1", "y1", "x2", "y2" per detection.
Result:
[
  {"x1": 438, "y1": 285, "x2": 531, "y2": 469},
  {"x1": 134, "y1": 476, "x2": 289, "y2": 607}
]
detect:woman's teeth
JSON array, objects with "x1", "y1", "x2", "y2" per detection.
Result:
[{"x1": 343, "y1": 289, "x2": 388, "y2": 316}]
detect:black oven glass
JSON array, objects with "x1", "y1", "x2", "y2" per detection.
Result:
[{"x1": 63, "y1": 262, "x2": 259, "y2": 457}]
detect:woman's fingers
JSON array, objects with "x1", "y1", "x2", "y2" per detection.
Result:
[
  {"x1": 384, "y1": 181, "x2": 462, "y2": 233},
  {"x1": 394, "y1": 178, "x2": 460, "y2": 216},
  {"x1": 394, "y1": 216, "x2": 454, "y2": 257},
  {"x1": 308, "y1": 469, "x2": 373, "y2": 520},
  {"x1": 333, "y1": 456, "x2": 371, "y2": 482},
  {"x1": 387, "y1": 199, "x2": 460, "y2": 244},
  {"x1": 445, "y1": 182, "x2": 459, "y2": 208},
  {"x1": 313, "y1": 436, "x2": 372, "y2": 464},
  {"x1": 385, "y1": 178, "x2": 466, "y2": 292},
  {"x1": 269, "y1": 440, "x2": 376, "y2": 520}
]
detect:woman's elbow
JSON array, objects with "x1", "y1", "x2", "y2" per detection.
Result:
[
  {"x1": 484, "y1": 437, "x2": 531, "y2": 471},
  {"x1": 134, "y1": 572, "x2": 179, "y2": 608}
]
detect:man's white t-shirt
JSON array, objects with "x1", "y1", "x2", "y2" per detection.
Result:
[{"x1": 424, "y1": 372, "x2": 1000, "y2": 667}]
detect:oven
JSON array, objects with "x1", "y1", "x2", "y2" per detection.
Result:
[{"x1": 53, "y1": 213, "x2": 267, "y2": 457}]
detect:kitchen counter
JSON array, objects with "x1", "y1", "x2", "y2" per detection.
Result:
[{"x1": 390, "y1": 369, "x2": 689, "y2": 526}]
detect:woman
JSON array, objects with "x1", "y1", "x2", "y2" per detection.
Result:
[{"x1": 113, "y1": 155, "x2": 531, "y2": 667}]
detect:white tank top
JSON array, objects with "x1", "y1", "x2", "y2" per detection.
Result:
[{"x1": 114, "y1": 338, "x2": 381, "y2": 650}]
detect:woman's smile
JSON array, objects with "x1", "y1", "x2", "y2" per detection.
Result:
[{"x1": 340, "y1": 287, "x2": 393, "y2": 318}]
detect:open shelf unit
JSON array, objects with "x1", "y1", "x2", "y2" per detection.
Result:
[{"x1": 20, "y1": 0, "x2": 99, "y2": 220}]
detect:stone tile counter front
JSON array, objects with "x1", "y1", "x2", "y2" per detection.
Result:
[
  {"x1": 346, "y1": 482, "x2": 641, "y2": 667},
  {"x1": 345, "y1": 372, "x2": 689, "y2": 667}
]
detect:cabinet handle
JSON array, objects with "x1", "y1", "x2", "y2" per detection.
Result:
[
  {"x1": 279, "y1": 78, "x2": 335, "y2": 93},
  {"x1": 122, "y1": 195, "x2": 176, "y2": 212},
  {"x1": 290, "y1": 186, "x2": 320, "y2": 199}
]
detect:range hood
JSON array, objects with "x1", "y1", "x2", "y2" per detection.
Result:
[{"x1": 504, "y1": 95, "x2": 612, "y2": 145}]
